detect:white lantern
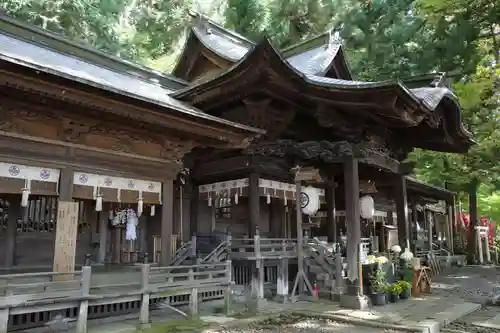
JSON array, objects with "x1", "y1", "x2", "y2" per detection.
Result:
[
  {"x1": 300, "y1": 186, "x2": 320, "y2": 216},
  {"x1": 359, "y1": 195, "x2": 375, "y2": 219}
]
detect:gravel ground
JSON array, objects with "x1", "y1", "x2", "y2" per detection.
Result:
[
  {"x1": 432, "y1": 266, "x2": 500, "y2": 333},
  {"x1": 432, "y1": 266, "x2": 500, "y2": 303},
  {"x1": 207, "y1": 316, "x2": 409, "y2": 333}
]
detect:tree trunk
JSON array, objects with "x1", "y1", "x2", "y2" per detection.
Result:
[{"x1": 466, "y1": 180, "x2": 478, "y2": 264}]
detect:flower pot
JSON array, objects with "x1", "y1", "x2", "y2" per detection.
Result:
[
  {"x1": 388, "y1": 292, "x2": 399, "y2": 303},
  {"x1": 399, "y1": 288, "x2": 411, "y2": 299},
  {"x1": 371, "y1": 292, "x2": 386, "y2": 306}
]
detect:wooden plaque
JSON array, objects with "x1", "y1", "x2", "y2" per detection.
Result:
[{"x1": 53, "y1": 201, "x2": 79, "y2": 280}]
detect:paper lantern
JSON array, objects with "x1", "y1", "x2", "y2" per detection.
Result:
[
  {"x1": 360, "y1": 195, "x2": 375, "y2": 219},
  {"x1": 301, "y1": 186, "x2": 320, "y2": 216}
]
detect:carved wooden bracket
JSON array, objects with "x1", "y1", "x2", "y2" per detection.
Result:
[{"x1": 247, "y1": 139, "x2": 401, "y2": 173}]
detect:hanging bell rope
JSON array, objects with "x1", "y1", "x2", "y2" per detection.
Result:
[{"x1": 21, "y1": 179, "x2": 31, "y2": 208}]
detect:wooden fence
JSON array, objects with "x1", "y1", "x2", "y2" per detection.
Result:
[{"x1": 0, "y1": 260, "x2": 232, "y2": 333}]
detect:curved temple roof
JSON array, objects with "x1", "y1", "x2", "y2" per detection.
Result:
[
  {"x1": 173, "y1": 15, "x2": 352, "y2": 81},
  {"x1": 173, "y1": 37, "x2": 474, "y2": 153}
]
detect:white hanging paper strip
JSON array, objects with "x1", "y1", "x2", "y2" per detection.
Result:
[
  {"x1": 95, "y1": 195, "x2": 103, "y2": 212},
  {"x1": 199, "y1": 178, "x2": 249, "y2": 193},
  {"x1": 21, "y1": 180, "x2": 30, "y2": 207},
  {"x1": 259, "y1": 178, "x2": 325, "y2": 197},
  {"x1": 73, "y1": 172, "x2": 162, "y2": 194},
  {"x1": 0, "y1": 162, "x2": 60, "y2": 183}
]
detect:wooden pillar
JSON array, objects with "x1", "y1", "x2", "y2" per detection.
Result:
[
  {"x1": 189, "y1": 181, "x2": 199, "y2": 237},
  {"x1": 279, "y1": 204, "x2": 287, "y2": 238},
  {"x1": 112, "y1": 227, "x2": 121, "y2": 264},
  {"x1": 447, "y1": 203, "x2": 454, "y2": 253},
  {"x1": 139, "y1": 214, "x2": 147, "y2": 257},
  {"x1": 395, "y1": 175, "x2": 410, "y2": 250},
  {"x1": 98, "y1": 210, "x2": 108, "y2": 263},
  {"x1": 160, "y1": 180, "x2": 174, "y2": 266},
  {"x1": 275, "y1": 240, "x2": 289, "y2": 302},
  {"x1": 294, "y1": 180, "x2": 304, "y2": 294},
  {"x1": 485, "y1": 230, "x2": 492, "y2": 263},
  {"x1": 342, "y1": 156, "x2": 362, "y2": 294},
  {"x1": 378, "y1": 212, "x2": 388, "y2": 253},
  {"x1": 467, "y1": 181, "x2": 478, "y2": 263},
  {"x1": 248, "y1": 173, "x2": 260, "y2": 236},
  {"x1": 476, "y1": 227, "x2": 484, "y2": 264},
  {"x1": 4, "y1": 196, "x2": 21, "y2": 268},
  {"x1": 426, "y1": 210, "x2": 433, "y2": 251},
  {"x1": 326, "y1": 182, "x2": 336, "y2": 243},
  {"x1": 411, "y1": 204, "x2": 418, "y2": 254},
  {"x1": 53, "y1": 167, "x2": 79, "y2": 275}
]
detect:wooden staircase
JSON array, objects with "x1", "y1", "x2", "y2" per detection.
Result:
[{"x1": 304, "y1": 238, "x2": 346, "y2": 298}]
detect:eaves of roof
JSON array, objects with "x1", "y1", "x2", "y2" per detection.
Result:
[
  {"x1": 173, "y1": 38, "x2": 474, "y2": 153},
  {"x1": 0, "y1": 25, "x2": 265, "y2": 138}
]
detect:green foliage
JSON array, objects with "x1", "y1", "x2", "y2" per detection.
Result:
[
  {"x1": 387, "y1": 282, "x2": 402, "y2": 294},
  {"x1": 396, "y1": 280, "x2": 411, "y2": 292},
  {"x1": 369, "y1": 264, "x2": 387, "y2": 292}
]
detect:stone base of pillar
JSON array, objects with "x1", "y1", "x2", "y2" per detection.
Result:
[
  {"x1": 274, "y1": 294, "x2": 289, "y2": 303},
  {"x1": 244, "y1": 285, "x2": 267, "y2": 311},
  {"x1": 339, "y1": 294, "x2": 370, "y2": 310}
]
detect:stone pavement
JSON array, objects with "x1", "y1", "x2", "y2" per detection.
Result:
[
  {"x1": 287, "y1": 296, "x2": 480, "y2": 333},
  {"x1": 430, "y1": 266, "x2": 500, "y2": 333},
  {"x1": 431, "y1": 266, "x2": 500, "y2": 304}
]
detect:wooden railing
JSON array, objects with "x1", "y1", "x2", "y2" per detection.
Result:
[
  {"x1": 201, "y1": 240, "x2": 229, "y2": 263},
  {"x1": 0, "y1": 258, "x2": 232, "y2": 333},
  {"x1": 231, "y1": 237, "x2": 297, "y2": 260},
  {"x1": 306, "y1": 238, "x2": 336, "y2": 276}
]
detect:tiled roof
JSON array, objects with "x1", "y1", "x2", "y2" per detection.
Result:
[
  {"x1": 187, "y1": 18, "x2": 351, "y2": 78},
  {"x1": 0, "y1": 32, "x2": 263, "y2": 134},
  {"x1": 173, "y1": 38, "x2": 474, "y2": 152}
]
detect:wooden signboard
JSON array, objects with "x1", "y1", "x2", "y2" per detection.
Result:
[{"x1": 53, "y1": 201, "x2": 79, "y2": 280}]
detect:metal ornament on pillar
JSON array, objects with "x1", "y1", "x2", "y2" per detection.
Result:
[
  {"x1": 359, "y1": 196, "x2": 375, "y2": 219},
  {"x1": 301, "y1": 186, "x2": 320, "y2": 216}
]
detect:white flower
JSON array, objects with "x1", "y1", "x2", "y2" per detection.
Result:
[
  {"x1": 391, "y1": 245, "x2": 402, "y2": 253},
  {"x1": 375, "y1": 256, "x2": 389, "y2": 264},
  {"x1": 400, "y1": 250, "x2": 414, "y2": 261},
  {"x1": 365, "y1": 255, "x2": 376, "y2": 264}
]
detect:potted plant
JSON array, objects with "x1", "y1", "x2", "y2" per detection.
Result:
[
  {"x1": 397, "y1": 280, "x2": 411, "y2": 299},
  {"x1": 387, "y1": 283, "x2": 401, "y2": 303},
  {"x1": 369, "y1": 264, "x2": 387, "y2": 306}
]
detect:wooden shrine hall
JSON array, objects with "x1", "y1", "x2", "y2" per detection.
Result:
[
  {"x1": 0, "y1": 14, "x2": 263, "y2": 273},
  {"x1": 0, "y1": 12, "x2": 475, "y2": 331},
  {"x1": 171, "y1": 15, "x2": 473, "y2": 306}
]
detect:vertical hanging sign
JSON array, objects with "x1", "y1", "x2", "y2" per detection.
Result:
[{"x1": 53, "y1": 201, "x2": 79, "y2": 280}]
